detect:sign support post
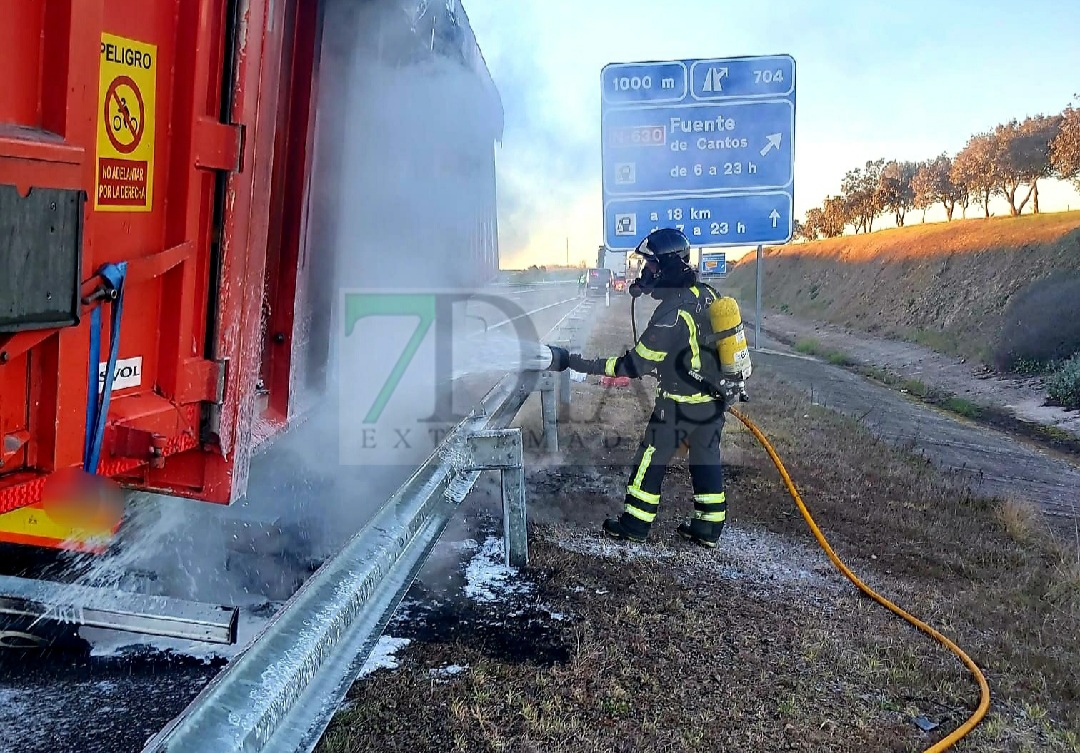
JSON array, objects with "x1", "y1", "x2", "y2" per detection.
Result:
[{"x1": 755, "y1": 244, "x2": 763, "y2": 351}]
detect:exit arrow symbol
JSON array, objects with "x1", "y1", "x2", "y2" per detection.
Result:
[
  {"x1": 760, "y1": 133, "x2": 782, "y2": 156},
  {"x1": 701, "y1": 67, "x2": 729, "y2": 93},
  {"x1": 769, "y1": 209, "x2": 780, "y2": 227}
]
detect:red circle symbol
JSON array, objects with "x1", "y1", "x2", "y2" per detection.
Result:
[{"x1": 104, "y1": 75, "x2": 146, "y2": 154}]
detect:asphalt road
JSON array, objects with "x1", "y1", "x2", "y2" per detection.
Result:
[{"x1": 0, "y1": 282, "x2": 593, "y2": 753}]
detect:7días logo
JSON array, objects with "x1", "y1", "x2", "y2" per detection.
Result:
[{"x1": 342, "y1": 290, "x2": 544, "y2": 425}]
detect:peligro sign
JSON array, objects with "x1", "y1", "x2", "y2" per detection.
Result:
[{"x1": 98, "y1": 356, "x2": 143, "y2": 392}]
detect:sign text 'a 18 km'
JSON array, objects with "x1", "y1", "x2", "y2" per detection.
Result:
[{"x1": 601, "y1": 54, "x2": 796, "y2": 250}]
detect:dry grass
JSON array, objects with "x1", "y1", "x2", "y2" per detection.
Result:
[
  {"x1": 725, "y1": 211, "x2": 1080, "y2": 363},
  {"x1": 761, "y1": 211, "x2": 1080, "y2": 262},
  {"x1": 994, "y1": 498, "x2": 1043, "y2": 546},
  {"x1": 319, "y1": 299, "x2": 1080, "y2": 753}
]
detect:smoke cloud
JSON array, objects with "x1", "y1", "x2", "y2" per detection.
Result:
[{"x1": 61, "y1": 0, "x2": 514, "y2": 650}]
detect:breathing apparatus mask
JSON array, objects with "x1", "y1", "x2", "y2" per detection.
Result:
[
  {"x1": 628, "y1": 261, "x2": 659, "y2": 299},
  {"x1": 629, "y1": 256, "x2": 696, "y2": 299}
]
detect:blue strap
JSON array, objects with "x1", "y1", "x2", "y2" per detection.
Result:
[{"x1": 83, "y1": 262, "x2": 128, "y2": 474}]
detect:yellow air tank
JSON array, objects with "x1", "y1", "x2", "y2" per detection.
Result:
[{"x1": 708, "y1": 296, "x2": 752, "y2": 381}]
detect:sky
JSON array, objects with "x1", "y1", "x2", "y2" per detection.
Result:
[{"x1": 463, "y1": 0, "x2": 1080, "y2": 268}]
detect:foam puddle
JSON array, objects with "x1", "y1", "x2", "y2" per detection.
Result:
[
  {"x1": 344, "y1": 532, "x2": 562, "y2": 688},
  {"x1": 356, "y1": 636, "x2": 412, "y2": 679},
  {"x1": 552, "y1": 525, "x2": 839, "y2": 595},
  {"x1": 463, "y1": 536, "x2": 535, "y2": 603}
]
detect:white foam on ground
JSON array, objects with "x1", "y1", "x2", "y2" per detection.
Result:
[
  {"x1": 463, "y1": 536, "x2": 535, "y2": 603},
  {"x1": 552, "y1": 524, "x2": 840, "y2": 596},
  {"x1": 451, "y1": 538, "x2": 480, "y2": 553},
  {"x1": 430, "y1": 664, "x2": 469, "y2": 679},
  {"x1": 357, "y1": 635, "x2": 412, "y2": 678}
]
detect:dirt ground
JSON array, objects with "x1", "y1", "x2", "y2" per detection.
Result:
[
  {"x1": 754, "y1": 309, "x2": 1080, "y2": 447},
  {"x1": 319, "y1": 296, "x2": 1080, "y2": 753}
]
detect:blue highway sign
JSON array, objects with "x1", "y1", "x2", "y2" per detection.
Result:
[
  {"x1": 606, "y1": 192, "x2": 792, "y2": 248},
  {"x1": 601, "y1": 54, "x2": 795, "y2": 251},
  {"x1": 699, "y1": 251, "x2": 727, "y2": 278}
]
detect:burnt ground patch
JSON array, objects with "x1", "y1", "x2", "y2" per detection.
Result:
[
  {"x1": 0, "y1": 644, "x2": 222, "y2": 753},
  {"x1": 379, "y1": 513, "x2": 572, "y2": 669}
]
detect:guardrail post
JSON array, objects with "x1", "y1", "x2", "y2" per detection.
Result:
[
  {"x1": 552, "y1": 336, "x2": 572, "y2": 422},
  {"x1": 466, "y1": 428, "x2": 528, "y2": 567},
  {"x1": 532, "y1": 370, "x2": 558, "y2": 453}
]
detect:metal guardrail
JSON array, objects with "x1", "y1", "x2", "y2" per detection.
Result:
[
  {"x1": 140, "y1": 368, "x2": 553, "y2": 753},
  {"x1": 0, "y1": 575, "x2": 239, "y2": 645}
]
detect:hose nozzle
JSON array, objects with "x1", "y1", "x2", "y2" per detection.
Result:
[{"x1": 522, "y1": 344, "x2": 556, "y2": 372}]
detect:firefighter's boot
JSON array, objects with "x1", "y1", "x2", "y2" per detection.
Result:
[
  {"x1": 678, "y1": 518, "x2": 720, "y2": 549},
  {"x1": 602, "y1": 515, "x2": 649, "y2": 543}
]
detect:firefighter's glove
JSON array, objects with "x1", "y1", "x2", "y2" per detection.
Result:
[{"x1": 546, "y1": 345, "x2": 570, "y2": 372}]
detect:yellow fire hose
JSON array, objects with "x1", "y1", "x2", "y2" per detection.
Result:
[
  {"x1": 726, "y1": 406, "x2": 990, "y2": 752},
  {"x1": 625, "y1": 296, "x2": 989, "y2": 748}
]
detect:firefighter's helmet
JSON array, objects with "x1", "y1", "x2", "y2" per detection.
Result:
[{"x1": 635, "y1": 228, "x2": 691, "y2": 266}]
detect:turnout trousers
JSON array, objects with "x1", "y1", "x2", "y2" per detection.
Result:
[{"x1": 619, "y1": 395, "x2": 727, "y2": 539}]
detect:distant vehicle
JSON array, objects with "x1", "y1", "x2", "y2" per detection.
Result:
[
  {"x1": 586, "y1": 267, "x2": 613, "y2": 296},
  {"x1": 599, "y1": 246, "x2": 629, "y2": 293},
  {"x1": 627, "y1": 253, "x2": 643, "y2": 284}
]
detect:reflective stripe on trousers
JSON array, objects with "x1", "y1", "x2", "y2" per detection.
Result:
[{"x1": 622, "y1": 396, "x2": 726, "y2": 529}]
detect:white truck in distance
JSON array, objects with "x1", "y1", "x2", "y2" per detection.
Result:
[{"x1": 600, "y1": 246, "x2": 629, "y2": 292}]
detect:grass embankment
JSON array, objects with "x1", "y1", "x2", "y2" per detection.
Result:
[
  {"x1": 792, "y1": 337, "x2": 985, "y2": 418},
  {"x1": 725, "y1": 212, "x2": 1080, "y2": 407},
  {"x1": 320, "y1": 301, "x2": 1080, "y2": 753}
]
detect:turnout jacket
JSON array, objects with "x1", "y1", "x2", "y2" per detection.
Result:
[{"x1": 576, "y1": 284, "x2": 724, "y2": 403}]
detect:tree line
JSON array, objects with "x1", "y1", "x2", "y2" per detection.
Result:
[{"x1": 796, "y1": 100, "x2": 1080, "y2": 240}]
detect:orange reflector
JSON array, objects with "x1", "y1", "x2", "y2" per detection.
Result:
[{"x1": 0, "y1": 469, "x2": 126, "y2": 552}]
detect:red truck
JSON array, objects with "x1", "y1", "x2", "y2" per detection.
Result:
[{"x1": 0, "y1": 0, "x2": 502, "y2": 553}]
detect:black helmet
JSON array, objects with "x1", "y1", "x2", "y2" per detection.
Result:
[
  {"x1": 636, "y1": 228, "x2": 691, "y2": 266},
  {"x1": 629, "y1": 228, "x2": 695, "y2": 298}
]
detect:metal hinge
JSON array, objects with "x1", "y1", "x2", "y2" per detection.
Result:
[
  {"x1": 194, "y1": 118, "x2": 245, "y2": 173},
  {"x1": 214, "y1": 358, "x2": 229, "y2": 405}
]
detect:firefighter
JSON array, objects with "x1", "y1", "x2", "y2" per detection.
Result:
[{"x1": 548, "y1": 228, "x2": 733, "y2": 548}]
